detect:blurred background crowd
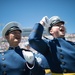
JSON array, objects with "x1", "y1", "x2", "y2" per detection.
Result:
[{"x1": 0, "y1": 33, "x2": 75, "y2": 52}]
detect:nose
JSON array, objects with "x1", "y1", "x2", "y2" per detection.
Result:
[{"x1": 60, "y1": 24, "x2": 64, "y2": 26}]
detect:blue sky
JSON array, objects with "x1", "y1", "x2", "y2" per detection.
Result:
[{"x1": 0, "y1": 0, "x2": 75, "y2": 37}]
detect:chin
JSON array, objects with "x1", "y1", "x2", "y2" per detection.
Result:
[
  {"x1": 59, "y1": 34, "x2": 65, "y2": 37},
  {"x1": 14, "y1": 40, "x2": 20, "y2": 44},
  {"x1": 60, "y1": 32, "x2": 65, "y2": 36}
]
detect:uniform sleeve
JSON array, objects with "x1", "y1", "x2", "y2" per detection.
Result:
[
  {"x1": 29, "y1": 23, "x2": 49, "y2": 55},
  {"x1": 25, "y1": 58, "x2": 45, "y2": 75},
  {"x1": 30, "y1": 60, "x2": 45, "y2": 75}
]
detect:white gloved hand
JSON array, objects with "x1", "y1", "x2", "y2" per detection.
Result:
[
  {"x1": 40, "y1": 16, "x2": 50, "y2": 28},
  {"x1": 22, "y1": 50, "x2": 34, "y2": 64},
  {"x1": 35, "y1": 57, "x2": 42, "y2": 65}
]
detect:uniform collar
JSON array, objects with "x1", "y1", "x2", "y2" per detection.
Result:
[
  {"x1": 54, "y1": 37, "x2": 65, "y2": 40},
  {"x1": 8, "y1": 46, "x2": 20, "y2": 50}
]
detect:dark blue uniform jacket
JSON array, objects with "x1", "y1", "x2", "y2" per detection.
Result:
[
  {"x1": 29, "y1": 23, "x2": 75, "y2": 73},
  {"x1": 0, "y1": 46, "x2": 45, "y2": 75}
]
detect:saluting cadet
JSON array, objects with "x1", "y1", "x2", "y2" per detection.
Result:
[
  {"x1": 29, "y1": 16, "x2": 75, "y2": 75},
  {"x1": 0, "y1": 21, "x2": 45, "y2": 75}
]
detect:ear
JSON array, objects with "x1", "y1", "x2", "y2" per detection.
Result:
[
  {"x1": 5, "y1": 35, "x2": 9, "y2": 39},
  {"x1": 49, "y1": 29, "x2": 53, "y2": 35}
]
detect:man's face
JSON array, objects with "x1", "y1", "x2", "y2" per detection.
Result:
[
  {"x1": 5, "y1": 30, "x2": 21, "y2": 47},
  {"x1": 50, "y1": 22, "x2": 66, "y2": 38}
]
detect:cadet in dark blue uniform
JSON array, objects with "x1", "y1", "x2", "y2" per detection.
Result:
[
  {"x1": 29, "y1": 16, "x2": 75, "y2": 75},
  {"x1": 0, "y1": 21, "x2": 45, "y2": 75}
]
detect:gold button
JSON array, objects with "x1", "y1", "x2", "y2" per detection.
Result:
[
  {"x1": 2, "y1": 58, "x2": 5, "y2": 61},
  {"x1": 63, "y1": 69, "x2": 67, "y2": 73},
  {"x1": 2, "y1": 53, "x2": 4, "y2": 56},
  {"x1": 23, "y1": 69, "x2": 25, "y2": 71},
  {"x1": 61, "y1": 62, "x2": 65, "y2": 65},
  {"x1": 60, "y1": 55, "x2": 64, "y2": 59},
  {"x1": 3, "y1": 71, "x2": 7, "y2": 75}
]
